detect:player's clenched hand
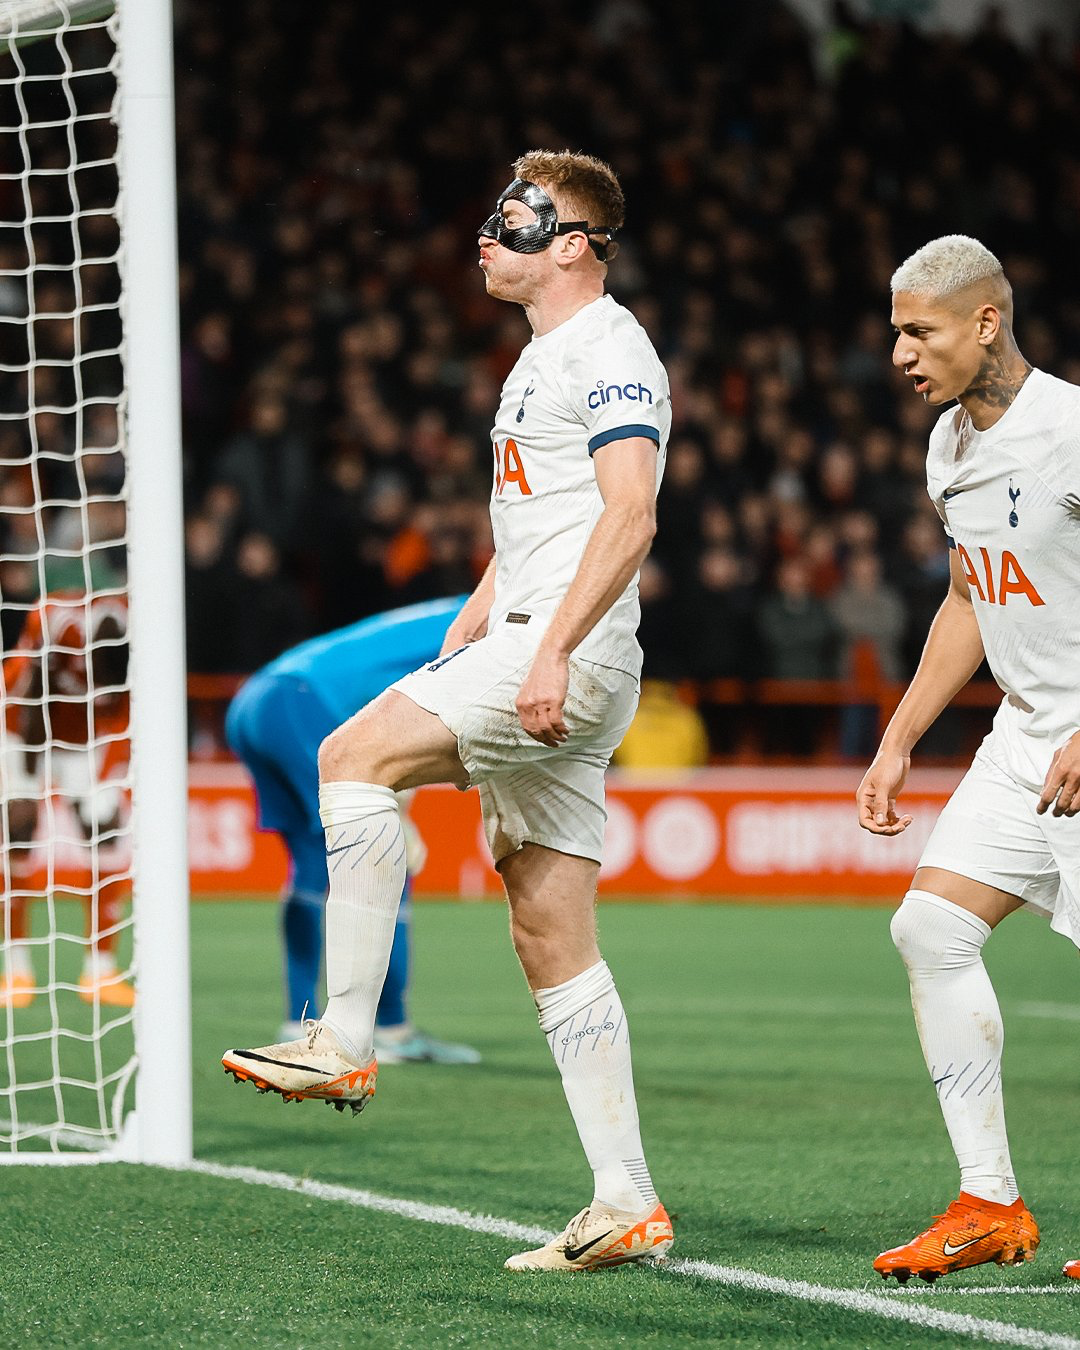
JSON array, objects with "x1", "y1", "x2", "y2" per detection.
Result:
[
  {"x1": 857, "y1": 750, "x2": 914, "y2": 835},
  {"x1": 516, "y1": 650, "x2": 570, "y2": 747},
  {"x1": 1037, "y1": 731, "x2": 1080, "y2": 817}
]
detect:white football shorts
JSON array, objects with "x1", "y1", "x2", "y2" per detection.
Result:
[
  {"x1": 918, "y1": 698, "x2": 1080, "y2": 947},
  {"x1": 0, "y1": 730, "x2": 38, "y2": 799},
  {"x1": 390, "y1": 622, "x2": 638, "y2": 865},
  {"x1": 0, "y1": 732, "x2": 121, "y2": 831}
]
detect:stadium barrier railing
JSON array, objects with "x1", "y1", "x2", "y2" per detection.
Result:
[
  {"x1": 177, "y1": 656, "x2": 1001, "y2": 901},
  {"x1": 186, "y1": 654, "x2": 1003, "y2": 769}
]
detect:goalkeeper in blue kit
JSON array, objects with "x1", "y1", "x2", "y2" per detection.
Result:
[{"x1": 225, "y1": 596, "x2": 479, "y2": 1065}]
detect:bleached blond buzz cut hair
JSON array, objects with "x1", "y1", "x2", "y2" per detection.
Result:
[{"x1": 890, "y1": 234, "x2": 1004, "y2": 299}]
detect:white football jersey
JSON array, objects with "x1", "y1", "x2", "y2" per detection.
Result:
[
  {"x1": 926, "y1": 368, "x2": 1080, "y2": 745},
  {"x1": 488, "y1": 293, "x2": 671, "y2": 677}
]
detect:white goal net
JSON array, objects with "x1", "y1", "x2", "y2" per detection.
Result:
[{"x1": 0, "y1": 0, "x2": 189, "y2": 1161}]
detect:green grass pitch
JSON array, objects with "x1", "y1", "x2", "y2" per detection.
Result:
[{"x1": 1, "y1": 897, "x2": 1077, "y2": 1347}]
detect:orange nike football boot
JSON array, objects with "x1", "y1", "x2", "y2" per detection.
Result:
[
  {"x1": 873, "y1": 1193, "x2": 1039, "y2": 1283},
  {"x1": 78, "y1": 972, "x2": 136, "y2": 1008},
  {"x1": 1064, "y1": 1260, "x2": 1080, "y2": 1279},
  {"x1": 0, "y1": 972, "x2": 35, "y2": 1008}
]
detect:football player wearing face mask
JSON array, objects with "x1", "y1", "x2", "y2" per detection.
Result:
[{"x1": 223, "y1": 150, "x2": 676, "y2": 1274}]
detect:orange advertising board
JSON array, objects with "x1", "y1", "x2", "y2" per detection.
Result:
[{"x1": 184, "y1": 764, "x2": 964, "y2": 900}]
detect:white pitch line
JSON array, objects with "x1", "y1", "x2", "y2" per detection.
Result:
[
  {"x1": 890, "y1": 1286, "x2": 1079, "y2": 1298},
  {"x1": 179, "y1": 1160, "x2": 1080, "y2": 1350},
  {"x1": 664, "y1": 1258, "x2": 1079, "y2": 1348}
]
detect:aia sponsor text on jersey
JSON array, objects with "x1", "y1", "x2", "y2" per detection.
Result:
[
  {"x1": 955, "y1": 542, "x2": 1045, "y2": 607},
  {"x1": 493, "y1": 437, "x2": 533, "y2": 496}
]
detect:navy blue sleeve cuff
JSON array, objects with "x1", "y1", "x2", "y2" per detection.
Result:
[
  {"x1": 946, "y1": 532, "x2": 956, "y2": 549},
  {"x1": 588, "y1": 424, "x2": 661, "y2": 456}
]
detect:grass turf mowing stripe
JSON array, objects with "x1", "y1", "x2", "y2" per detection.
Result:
[
  {"x1": 1016, "y1": 1002, "x2": 1080, "y2": 1021},
  {"x1": 180, "y1": 1159, "x2": 1079, "y2": 1350},
  {"x1": 184, "y1": 1158, "x2": 552, "y2": 1245}
]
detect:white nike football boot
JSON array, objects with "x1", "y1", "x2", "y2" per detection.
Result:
[
  {"x1": 372, "y1": 1024, "x2": 482, "y2": 1065},
  {"x1": 505, "y1": 1200, "x2": 673, "y2": 1272},
  {"x1": 222, "y1": 1020, "x2": 377, "y2": 1115}
]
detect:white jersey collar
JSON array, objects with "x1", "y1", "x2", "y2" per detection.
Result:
[{"x1": 530, "y1": 294, "x2": 611, "y2": 347}]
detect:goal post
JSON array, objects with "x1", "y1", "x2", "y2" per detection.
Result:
[
  {"x1": 117, "y1": 0, "x2": 190, "y2": 1167},
  {"x1": 0, "y1": 0, "x2": 190, "y2": 1163}
]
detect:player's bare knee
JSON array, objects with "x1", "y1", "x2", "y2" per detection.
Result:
[
  {"x1": 317, "y1": 725, "x2": 349, "y2": 780},
  {"x1": 507, "y1": 903, "x2": 559, "y2": 964},
  {"x1": 508, "y1": 903, "x2": 542, "y2": 951},
  {"x1": 7, "y1": 799, "x2": 37, "y2": 843},
  {"x1": 318, "y1": 720, "x2": 384, "y2": 785}
]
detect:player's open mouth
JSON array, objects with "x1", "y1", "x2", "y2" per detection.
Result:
[{"x1": 912, "y1": 375, "x2": 929, "y2": 394}]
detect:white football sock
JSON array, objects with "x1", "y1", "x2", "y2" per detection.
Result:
[
  {"x1": 318, "y1": 782, "x2": 406, "y2": 1065},
  {"x1": 534, "y1": 959, "x2": 658, "y2": 1214},
  {"x1": 4, "y1": 940, "x2": 32, "y2": 979},
  {"x1": 891, "y1": 889, "x2": 1018, "y2": 1205},
  {"x1": 82, "y1": 948, "x2": 117, "y2": 979}
]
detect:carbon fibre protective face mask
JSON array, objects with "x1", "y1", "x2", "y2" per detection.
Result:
[{"x1": 479, "y1": 178, "x2": 618, "y2": 261}]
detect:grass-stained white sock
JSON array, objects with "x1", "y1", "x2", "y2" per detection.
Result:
[
  {"x1": 534, "y1": 959, "x2": 658, "y2": 1213},
  {"x1": 318, "y1": 782, "x2": 406, "y2": 1064},
  {"x1": 891, "y1": 889, "x2": 1018, "y2": 1205},
  {"x1": 4, "y1": 939, "x2": 32, "y2": 979}
]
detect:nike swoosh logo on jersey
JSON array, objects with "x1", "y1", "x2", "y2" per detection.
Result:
[
  {"x1": 942, "y1": 1232, "x2": 993, "y2": 1256},
  {"x1": 942, "y1": 488, "x2": 963, "y2": 499},
  {"x1": 563, "y1": 1230, "x2": 613, "y2": 1261}
]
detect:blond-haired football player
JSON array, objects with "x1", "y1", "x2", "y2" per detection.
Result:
[
  {"x1": 223, "y1": 151, "x2": 674, "y2": 1272},
  {"x1": 858, "y1": 233, "x2": 1080, "y2": 1282}
]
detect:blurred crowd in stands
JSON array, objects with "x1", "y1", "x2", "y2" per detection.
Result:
[
  {"x1": 0, "y1": 16, "x2": 125, "y2": 650},
  {"x1": 3, "y1": 1, "x2": 1079, "y2": 758},
  {"x1": 171, "y1": 1, "x2": 1080, "y2": 687}
]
